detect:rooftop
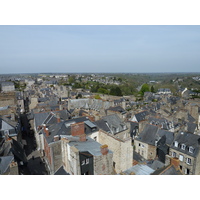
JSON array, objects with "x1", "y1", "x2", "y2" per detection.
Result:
[{"x1": 61, "y1": 135, "x2": 112, "y2": 156}]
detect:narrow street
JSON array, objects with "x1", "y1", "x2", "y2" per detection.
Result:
[{"x1": 20, "y1": 113, "x2": 48, "y2": 175}]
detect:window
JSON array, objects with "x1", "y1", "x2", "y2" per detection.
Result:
[
  {"x1": 141, "y1": 144, "x2": 144, "y2": 148},
  {"x1": 172, "y1": 152, "x2": 176, "y2": 158},
  {"x1": 94, "y1": 136, "x2": 97, "y2": 141},
  {"x1": 186, "y1": 158, "x2": 192, "y2": 165},
  {"x1": 81, "y1": 160, "x2": 85, "y2": 166},
  {"x1": 86, "y1": 158, "x2": 89, "y2": 164},
  {"x1": 189, "y1": 146, "x2": 194, "y2": 153},
  {"x1": 180, "y1": 165, "x2": 182, "y2": 170},
  {"x1": 181, "y1": 144, "x2": 186, "y2": 150},
  {"x1": 179, "y1": 155, "x2": 184, "y2": 162},
  {"x1": 139, "y1": 143, "x2": 141, "y2": 147},
  {"x1": 4, "y1": 130, "x2": 9, "y2": 135},
  {"x1": 185, "y1": 168, "x2": 190, "y2": 175},
  {"x1": 174, "y1": 141, "x2": 178, "y2": 147}
]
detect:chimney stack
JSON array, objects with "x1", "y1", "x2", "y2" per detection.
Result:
[
  {"x1": 43, "y1": 124, "x2": 49, "y2": 137},
  {"x1": 54, "y1": 135, "x2": 60, "y2": 142},
  {"x1": 100, "y1": 144, "x2": 108, "y2": 155},
  {"x1": 56, "y1": 113, "x2": 61, "y2": 123},
  {"x1": 170, "y1": 157, "x2": 180, "y2": 170},
  {"x1": 71, "y1": 122, "x2": 85, "y2": 136},
  {"x1": 79, "y1": 134, "x2": 86, "y2": 142}
]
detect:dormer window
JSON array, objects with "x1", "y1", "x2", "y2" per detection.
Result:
[
  {"x1": 174, "y1": 141, "x2": 178, "y2": 147},
  {"x1": 189, "y1": 147, "x2": 194, "y2": 153},
  {"x1": 181, "y1": 144, "x2": 186, "y2": 150},
  {"x1": 4, "y1": 130, "x2": 9, "y2": 135}
]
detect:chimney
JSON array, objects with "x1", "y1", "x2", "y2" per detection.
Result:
[
  {"x1": 79, "y1": 134, "x2": 86, "y2": 142},
  {"x1": 37, "y1": 126, "x2": 42, "y2": 131},
  {"x1": 71, "y1": 122, "x2": 85, "y2": 136},
  {"x1": 100, "y1": 144, "x2": 109, "y2": 155},
  {"x1": 56, "y1": 113, "x2": 61, "y2": 123},
  {"x1": 43, "y1": 124, "x2": 49, "y2": 137},
  {"x1": 54, "y1": 135, "x2": 60, "y2": 142},
  {"x1": 170, "y1": 157, "x2": 180, "y2": 170},
  {"x1": 88, "y1": 115, "x2": 95, "y2": 122}
]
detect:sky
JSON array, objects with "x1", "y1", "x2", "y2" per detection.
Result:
[{"x1": 0, "y1": 25, "x2": 200, "y2": 74}]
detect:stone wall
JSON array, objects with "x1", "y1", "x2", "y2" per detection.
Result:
[
  {"x1": 9, "y1": 162, "x2": 19, "y2": 175},
  {"x1": 93, "y1": 153, "x2": 113, "y2": 175},
  {"x1": 50, "y1": 141, "x2": 62, "y2": 174},
  {"x1": 29, "y1": 97, "x2": 38, "y2": 110},
  {"x1": 62, "y1": 139, "x2": 81, "y2": 175},
  {"x1": 169, "y1": 148, "x2": 197, "y2": 175},
  {"x1": 90, "y1": 130, "x2": 133, "y2": 173}
]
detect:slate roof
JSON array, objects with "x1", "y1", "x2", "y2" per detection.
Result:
[
  {"x1": 132, "y1": 110, "x2": 149, "y2": 122},
  {"x1": 135, "y1": 122, "x2": 174, "y2": 148},
  {"x1": 136, "y1": 124, "x2": 159, "y2": 146},
  {"x1": 106, "y1": 106, "x2": 126, "y2": 114},
  {"x1": 62, "y1": 135, "x2": 112, "y2": 156},
  {"x1": 102, "y1": 114, "x2": 127, "y2": 134},
  {"x1": 43, "y1": 117, "x2": 98, "y2": 144},
  {"x1": 148, "y1": 117, "x2": 173, "y2": 130},
  {"x1": 129, "y1": 121, "x2": 139, "y2": 136},
  {"x1": 0, "y1": 155, "x2": 14, "y2": 175},
  {"x1": 1, "y1": 82, "x2": 14, "y2": 87},
  {"x1": 94, "y1": 119, "x2": 111, "y2": 133},
  {"x1": 0, "y1": 140, "x2": 12, "y2": 156},
  {"x1": 0, "y1": 116, "x2": 18, "y2": 128},
  {"x1": 147, "y1": 160, "x2": 165, "y2": 170},
  {"x1": 133, "y1": 151, "x2": 146, "y2": 163},
  {"x1": 121, "y1": 164, "x2": 155, "y2": 175},
  {"x1": 34, "y1": 112, "x2": 50, "y2": 128},
  {"x1": 34, "y1": 110, "x2": 71, "y2": 128},
  {"x1": 151, "y1": 165, "x2": 182, "y2": 175},
  {"x1": 170, "y1": 131, "x2": 200, "y2": 158},
  {"x1": 156, "y1": 129, "x2": 174, "y2": 146},
  {"x1": 54, "y1": 166, "x2": 70, "y2": 175},
  {"x1": 187, "y1": 114, "x2": 196, "y2": 123},
  {"x1": 38, "y1": 97, "x2": 50, "y2": 102},
  {"x1": 0, "y1": 116, "x2": 19, "y2": 138},
  {"x1": 186, "y1": 122, "x2": 197, "y2": 134},
  {"x1": 69, "y1": 98, "x2": 112, "y2": 111}
]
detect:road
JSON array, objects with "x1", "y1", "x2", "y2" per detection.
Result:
[{"x1": 20, "y1": 113, "x2": 48, "y2": 175}]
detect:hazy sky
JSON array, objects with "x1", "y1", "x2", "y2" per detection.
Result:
[{"x1": 0, "y1": 25, "x2": 200, "y2": 74}]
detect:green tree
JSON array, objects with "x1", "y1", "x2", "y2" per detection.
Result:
[
  {"x1": 110, "y1": 86, "x2": 122, "y2": 96},
  {"x1": 140, "y1": 83, "x2": 150, "y2": 96},
  {"x1": 94, "y1": 94, "x2": 101, "y2": 99},
  {"x1": 151, "y1": 85, "x2": 155, "y2": 93},
  {"x1": 97, "y1": 88, "x2": 109, "y2": 94},
  {"x1": 76, "y1": 93, "x2": 82, "y2": 99}
]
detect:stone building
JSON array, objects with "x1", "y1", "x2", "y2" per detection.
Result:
[
  {"x1": 61, "y1": 136, "x2": 113, "y2": 175},
  {"x1": 41, "y1": 120, "x2": 113, "y2": 175},
  {"x1": 0, "y1": 82, "x2": 15, "y2": 93},
  {"x1": 0, "y1": 156, "x2": 19, "y2": 175},
  {"x1": 134, "y1": 124, "x2": 158, "y2": 160},
  {"x1": 89, "y1": 129, "x2": 133, "y2": 174},
  {"x1": 168, "y1": 131, "x2": 200, "y2": 175}
]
